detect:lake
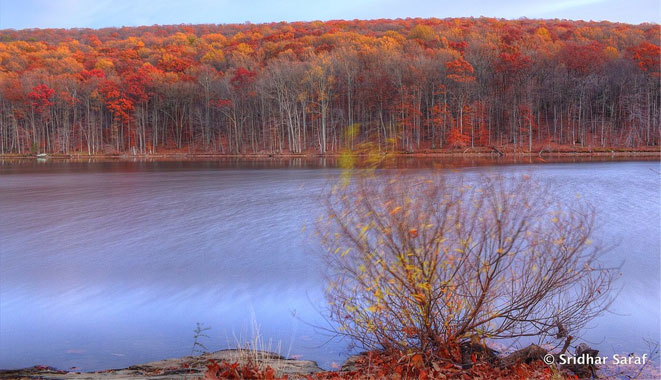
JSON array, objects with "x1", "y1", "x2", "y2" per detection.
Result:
[{"x1": 0, "y1": 158, "x2": 659, "y2": 371}]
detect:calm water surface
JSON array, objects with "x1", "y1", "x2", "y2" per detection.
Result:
[{"x1": 0, "y1": 159, "x2": 659, "y2": 371}]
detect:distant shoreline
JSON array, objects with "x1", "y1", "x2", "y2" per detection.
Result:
[{"x1": 1, "y1": 148, "x2": 660, "y2": 161}]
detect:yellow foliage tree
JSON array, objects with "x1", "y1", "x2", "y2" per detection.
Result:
[{"x1": 320, "y1": 169, "x2": 616, "y2": 359}]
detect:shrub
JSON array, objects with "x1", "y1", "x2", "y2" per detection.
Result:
[{"x1": 320, "y1": 170, "x2": 617, "y2": 360}]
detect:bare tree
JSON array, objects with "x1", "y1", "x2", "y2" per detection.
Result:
[{"x1": 320, "y1": 170, "x2": 617, "y2": 359}]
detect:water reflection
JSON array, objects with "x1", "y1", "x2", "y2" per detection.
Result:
[{"x1": 0, "y1": 159, "x2": 659, "y2": 371}]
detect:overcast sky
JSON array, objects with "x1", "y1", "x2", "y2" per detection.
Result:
[{"x1": 0, "y1": 0, "x2": 658, "y2": 30}]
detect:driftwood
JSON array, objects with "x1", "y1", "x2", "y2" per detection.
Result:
[
  {"x1": 490, "y1": 146, "x2": 504, "y2": 156},
  {"x1": 500, "y1": 344, "x2": 548, "y2": 368},
  {"x1": 497, "y1": 341, "x2": 600, "y2": 379},
  {"x1": 561, "y1": 343, "x2": 600, "y2": 379}
]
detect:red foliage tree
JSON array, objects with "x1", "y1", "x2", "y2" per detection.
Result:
[
  {"x1": 632, "y1": 41, "x2": 661, "y2": 76},
  {"x1": 446, "y1": 126, "x2": 470, "y2": 148},
  {"x1": 446, "y1": 57, "x2": 475, "y2": 83},
  {"x1": 27, "y1": 84, "x2": 55, "y2": 116},
  {"x1": 559, "y1": 41, "x2": 606, "y2": 75}
]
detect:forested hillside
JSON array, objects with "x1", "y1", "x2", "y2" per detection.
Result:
[{"x1": 0, "y1": 18, "x2": 658, "y2": 154}]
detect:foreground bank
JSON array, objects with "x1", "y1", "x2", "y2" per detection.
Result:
[
  {"x1": 0, "y1": 349, "x2": 322, "y2": 380},
  {"x1": 2, "y1": 343, "x2": 658, "y2": 380}
]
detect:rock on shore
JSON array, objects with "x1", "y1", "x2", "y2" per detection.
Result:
[{"x1": 0, "y1": 349, "x2": 323, "y2": 380}]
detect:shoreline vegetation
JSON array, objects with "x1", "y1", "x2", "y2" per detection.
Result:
[{"x1": 1, "y1": 146, "x2": 659, "y2": 160}]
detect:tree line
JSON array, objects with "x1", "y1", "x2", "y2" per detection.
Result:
[{"x1": 0, "y1": 18, "x2": 658, "y2": 154}]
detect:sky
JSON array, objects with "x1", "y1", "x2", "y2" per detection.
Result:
[{"x1": 0, "y1": 0, "x2": 659, "y2": 30}]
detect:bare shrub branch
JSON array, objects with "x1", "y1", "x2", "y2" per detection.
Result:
[{"x1": 320, "y1": 170, "x2": 617, "y2": 358}]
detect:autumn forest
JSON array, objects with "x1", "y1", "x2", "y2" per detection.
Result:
[{"x1": 0, "y1": 18, "x2": 659, "y2": 155}]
